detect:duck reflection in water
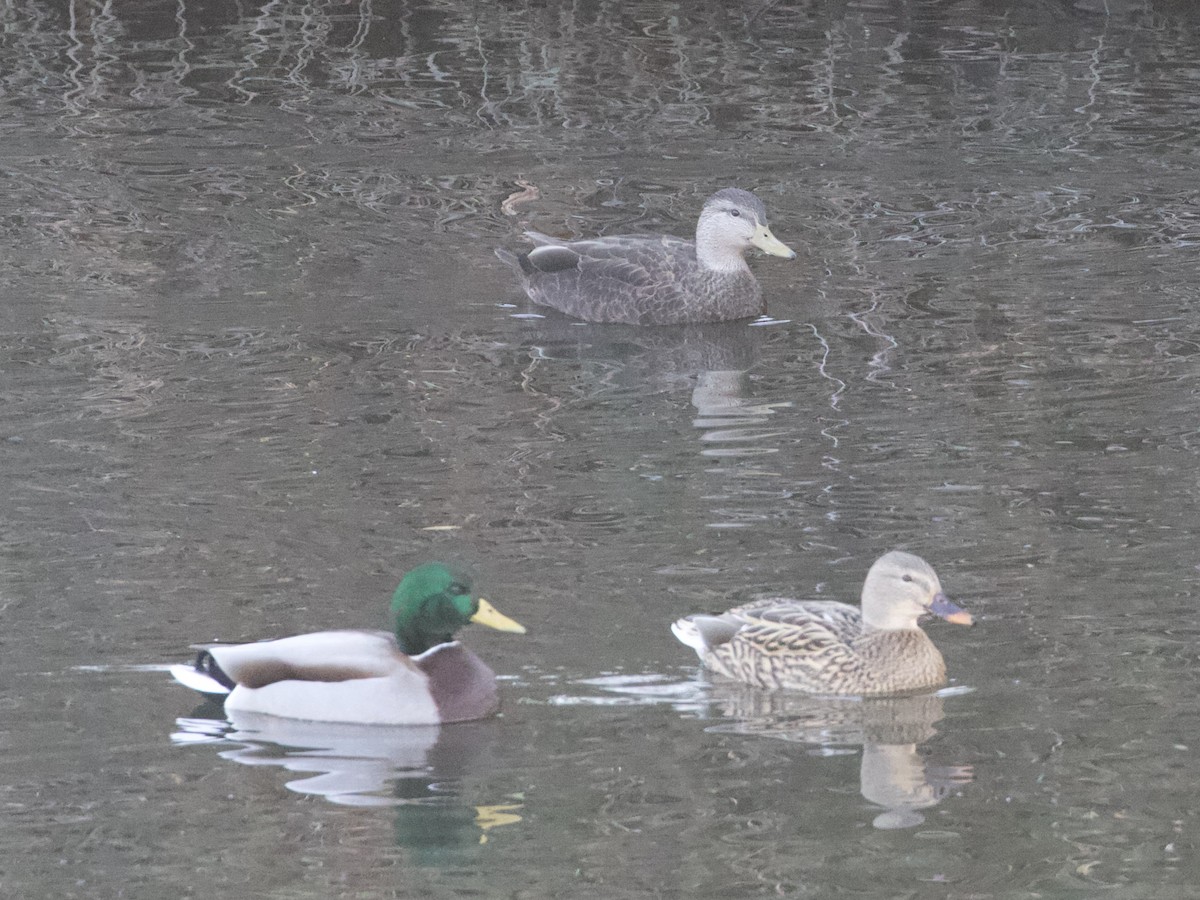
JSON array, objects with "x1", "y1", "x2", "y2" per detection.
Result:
[
  {"x1": 172, "y1": 711, "x2": 521, "y2": 864},
  {"x1": 703, "y1": 686, "x2": 973, "y2": 829},
  {"x1": 578, "y1": 671, "x2": 974, "y2": 829}
]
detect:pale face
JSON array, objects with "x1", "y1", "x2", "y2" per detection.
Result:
[
  {"x1": 859, "y1": 551, "x2": 973, "y2": 631},
  {"x1": 695, "y1": 190, "x2": 795, "y2": 270},
  {"x1": 696, "y1": 199, "x2": 757, "y2": 259}
]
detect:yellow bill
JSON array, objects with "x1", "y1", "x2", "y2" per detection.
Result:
[
  {"x1": 750, "y1": 223, "x2": 796, "y2": 259},
  {"x1": 471, "y1": 598, "x2": 527, "y2": 634}
]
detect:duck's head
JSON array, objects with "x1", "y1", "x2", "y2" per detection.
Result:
[
  {"x1": 391, "y1": 563, "x2": 526, "y2": 655},
  {"x1": 696, "y1": 188, "x2": 796, "y2": 271},
  {"x1": 860, "y1": 550, "x2": 974, "y2": 631}
]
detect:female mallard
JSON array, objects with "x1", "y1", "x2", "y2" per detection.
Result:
[
  {"x1": 170, "y1": 563, "x2": 526, "y2": 725},
  {"x1": 496, "y1": 188, "x2": 796, "y2": 325},
  {"x1": 671, "y1": 551, "x2": 973, "y2": 696}
]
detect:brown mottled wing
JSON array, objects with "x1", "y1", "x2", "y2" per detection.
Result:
[
  {"x1": 712, "y1": 601, "x2": 868, "y2": 692},
  {"x1": 726, "y1": 598, "x2": 863, "y2": 641}
]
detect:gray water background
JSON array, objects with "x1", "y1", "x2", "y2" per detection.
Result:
[{"x1": 3, "y1": 0, "x2": 1200, "y2": 897}]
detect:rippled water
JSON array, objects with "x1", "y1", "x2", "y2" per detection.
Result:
[{"x1": 4, "y1": 0, "x2": 1200, "y2": 897}]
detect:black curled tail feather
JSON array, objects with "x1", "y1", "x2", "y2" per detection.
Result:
[
  {"x1": 496, "y1": 244, "x2": 575, "y2": 276},
  {"x1": 194, "y1": 650, "x2": 236, "y2": 691}
]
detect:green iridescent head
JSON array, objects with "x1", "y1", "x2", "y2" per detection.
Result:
[{"x1": 390, "y1": 563, "x2": 526, "y2": 655}]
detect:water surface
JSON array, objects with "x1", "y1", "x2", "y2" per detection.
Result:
[{"x1": 3, "y1": 1, "x2": 1200, "y2": 897}]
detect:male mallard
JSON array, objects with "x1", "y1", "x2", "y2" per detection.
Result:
[
  {"x1": 496, "y1": 188, "x2": 796, "y2": 325},
  {"x1": 170, "y1": 563, "x2": 526, "y2": 725},
  {"x1": 671, "y1": 551, "x2": 973, "y2": 696}
]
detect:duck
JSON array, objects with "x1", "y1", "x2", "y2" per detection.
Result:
[
  {"x1": 671, "y1": 551, "x2": 973, "y2": 696},
  {"x1": 170, "y1": 563, "x2": 526, "y2": 725},
  {"x1": 495, "y1": 188, "x2": 796, "y2": 325}
]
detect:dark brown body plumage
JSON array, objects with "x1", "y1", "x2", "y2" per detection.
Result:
[
  {"x1": 501, "y1": 234, "x2": 765, "y2": 325},
  {"x1": 496, "y1": 188, "x2": 795, "y2": 325}
]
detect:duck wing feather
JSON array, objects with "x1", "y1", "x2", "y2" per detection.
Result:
[
  {"x1": 517, "y1": 233, "x2": 700, "y2": 324},
  {"x1": 524, "y1": 232, "x2": 690, "y2": 283},
  {"x1": 205, "y1": 630, "x2": 415, "y2": 689},
  {"x1": 687, "y1": 600, "x2": 869, "y2": 692},
  {"x1": 719, "y1": 612, "x2": 870, "y2": 692},
  {"x1": 725, "y1": 598, "x2": 863, "y2": 641}
]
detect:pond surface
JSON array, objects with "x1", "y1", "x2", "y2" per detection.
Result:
[{"x1": 3, "y1": 0, "x2": 1200, "y2": 897}]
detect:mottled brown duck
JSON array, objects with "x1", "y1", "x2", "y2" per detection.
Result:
[{"x1": 671, "y1": 551, "x2": 973, "y2": 696}]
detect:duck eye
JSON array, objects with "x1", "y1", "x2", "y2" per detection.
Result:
[
  {"x1": 728, "y1": 208, "x2": 741, "y2": 217},
  {"x1": 447, "y1": 581, "x2": 468, "y2": 596},
  {"x1": 901, "y1": 574, "x2": 914, "y2": 583}
]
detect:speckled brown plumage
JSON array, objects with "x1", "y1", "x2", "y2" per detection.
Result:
[
  {"x1": 700, "y1": 605, "x2": 948, "y2": 695},
  {"x1": 671, "y1": 551, "x2": 973, "y2": 697}
]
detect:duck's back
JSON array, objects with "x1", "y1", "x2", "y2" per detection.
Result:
[
  {"x1": 697, "y1": 599, "x2": 948, "y2": 696},
  {"x1": 209, "y1": 630, "x2": 404, "y2": 688},
  {"x1": 503, "y1": 233, "x2": 763, "y2": 325},
  {"x1": 727, "y1": 598, "x2": 864, "y2": 640}
]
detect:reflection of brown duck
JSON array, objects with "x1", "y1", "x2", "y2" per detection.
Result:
[
  {"x1": 702, "y1": 687, "x2": 973, "y2": 829},
  {"x1": 860, "y1": 743, "x2": 973, "y2": 829},
  {"x1": 497, "y1": 189, "x2": 795, "y2": 325},
  {"x1": 672, "y1": 551, "x2": 973, "y2": 695}
]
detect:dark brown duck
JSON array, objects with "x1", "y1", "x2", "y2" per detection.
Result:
[{"x1": 496, "y1": 188, "x2": 796, "y2": 325}]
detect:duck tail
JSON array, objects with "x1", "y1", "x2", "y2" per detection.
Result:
[
  {"x1": 170, "y1": 649, "x2": 236, "y2": 696},
  {"x1": 495, "y1": 245, "x2": 541, "y2": 277}
]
